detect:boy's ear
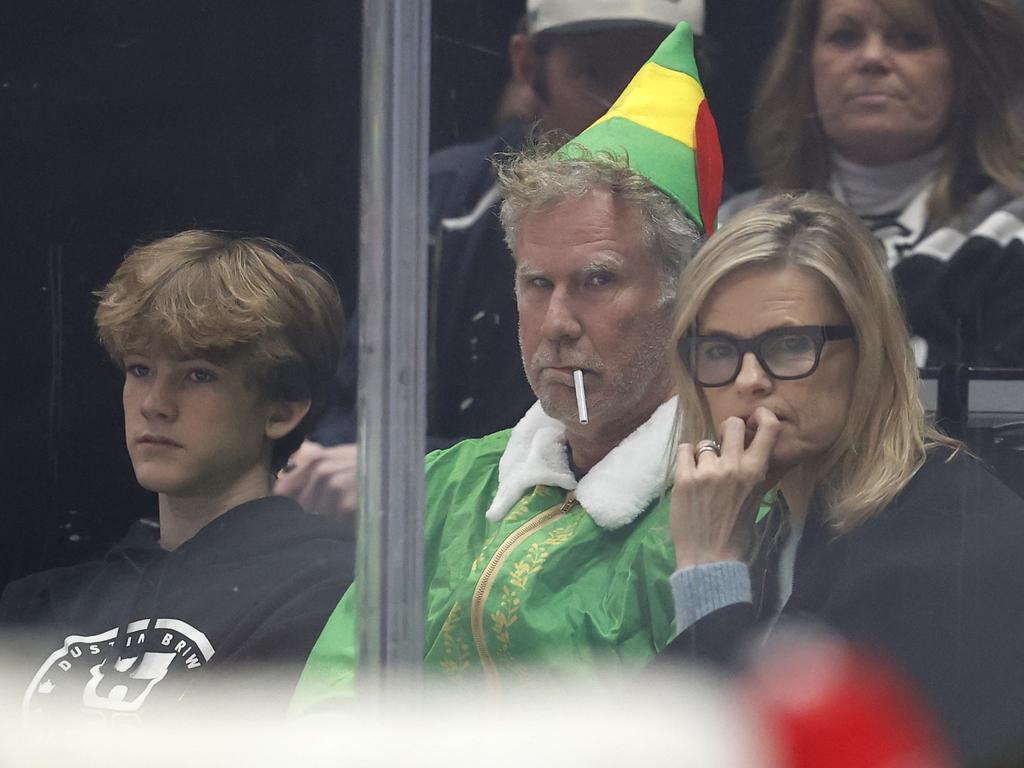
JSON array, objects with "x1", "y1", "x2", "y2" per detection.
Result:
[{"x1": 264, "y1": 399, "x2": 311, "y2": 441}]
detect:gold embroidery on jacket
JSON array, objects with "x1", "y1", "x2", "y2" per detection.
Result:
[
  {"x1": 470, "y1": 494, "x2": 579, "y2": 681},
  {"x1": 437, "y1": 489, "x2": 559, "y2": 677},
  {"x1": 469, "y1": 493, "x2": 535, "y2": 575},
  {"x1": 493, "y1": 519, "x2": 582, "y2": 659},
  {"x1": 438, "y1": 603, "x2": 471, "y2": 677}
]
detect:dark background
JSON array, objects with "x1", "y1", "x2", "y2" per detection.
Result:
[{"x1": 1, "y1": 1, "x2": 779, "y2": 589}]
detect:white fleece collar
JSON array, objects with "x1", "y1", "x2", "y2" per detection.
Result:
[{"x1": 484, "y1": 397, "x2": 679, "y2": 530}]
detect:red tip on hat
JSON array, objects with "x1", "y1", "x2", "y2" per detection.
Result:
[{"x1": 695, "y1": 99, "x2": 722, "y2": 235}]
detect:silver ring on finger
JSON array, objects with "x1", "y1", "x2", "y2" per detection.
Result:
[{"x1": 694, "y1": 439, "x2": 721, "y2": 459}]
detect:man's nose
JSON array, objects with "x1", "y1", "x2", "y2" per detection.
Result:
[
  {"x1": 733, "y1": 352, "x2": 773, "y2": 395},
  {"x1": 140, "y1": 376, "x2": 178, "y2": 420},
  {"x1": 539, "y1": 287, "x2": 583, "y2": 341}
]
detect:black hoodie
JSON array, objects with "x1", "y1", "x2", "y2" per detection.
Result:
[{"x1": 0, "y1": 496, "x2": 354, "y2": 722}]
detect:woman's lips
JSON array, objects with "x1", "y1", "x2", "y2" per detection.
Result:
[{"x1": 847, "y1": 91, "x2": 903, "y2": 105}]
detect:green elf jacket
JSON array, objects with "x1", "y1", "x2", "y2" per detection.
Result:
[{"x1": 292, "y1": 398, "x2": 680, "y2": 712}]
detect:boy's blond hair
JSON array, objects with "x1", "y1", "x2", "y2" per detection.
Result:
[{"x1": 95, "y1": 230, "x2": 344, "y2": 472}]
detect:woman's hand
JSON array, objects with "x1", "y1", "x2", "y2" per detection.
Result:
[{"x1": 670, "y1": 407, "x2": 781, "y2": 569}]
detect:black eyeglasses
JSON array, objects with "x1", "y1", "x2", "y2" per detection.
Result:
[{"x1": 677, "y1": 325, "x2": 856, "y2": 387}]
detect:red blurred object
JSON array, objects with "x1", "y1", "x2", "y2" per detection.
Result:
[{"x1": 743, "y1": 630, "x2": 955, "y2": 768}]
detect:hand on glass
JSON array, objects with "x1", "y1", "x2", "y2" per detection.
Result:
[
  {"x1": 274, "y1": 440, "x2": 358, "y2": 530},
  {"x1": 670, "y1": 407, "x2": 781, "y2": 569}
]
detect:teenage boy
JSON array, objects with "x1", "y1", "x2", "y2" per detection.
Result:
[{"x1": 0, "y1": 231, "x2": 355, "y2": 721}]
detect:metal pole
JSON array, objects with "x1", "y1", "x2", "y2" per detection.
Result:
[{"x1": 356, "y1": 0, "x2": 430, "y2": 686}]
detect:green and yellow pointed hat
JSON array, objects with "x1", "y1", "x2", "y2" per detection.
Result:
[{"x1": 557, "y1": 22, "x2": 723, "y2": 234}]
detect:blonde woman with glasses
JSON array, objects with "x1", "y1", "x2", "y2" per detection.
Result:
[{"x1": 662, "y1": 192, "x2": 1024, "y2": 766}]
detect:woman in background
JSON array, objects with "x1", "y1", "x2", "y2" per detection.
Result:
[{"x1": 722, "y1": 0, "x2": 1024, "y2": 366}]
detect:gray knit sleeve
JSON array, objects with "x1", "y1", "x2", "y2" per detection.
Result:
[{"x1": 670, "y1": 561, "x2": 752, "y2": 635}]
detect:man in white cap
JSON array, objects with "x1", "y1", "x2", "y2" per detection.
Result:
[
  {"x1": 276, "y1": 0, "x2": 707, "y2": 521},
  {"x1": 514, "y1": 0, "x2": 706, "y2": 136}
]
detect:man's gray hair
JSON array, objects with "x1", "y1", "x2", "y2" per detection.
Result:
[{"x1": 495, "y1": 135, "x2": 703, "y2": 303}]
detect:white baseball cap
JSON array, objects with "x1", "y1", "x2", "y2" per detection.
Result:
[{"x1": 527, "y1": 0, "x2": 705, "y2": 37}]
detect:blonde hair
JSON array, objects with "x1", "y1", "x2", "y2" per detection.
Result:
[
  {"x1": 750, "y1": 0, "x2": 1024, "y2": 225},
  {"x1": 672, "y1": 192, "x2": 958, "y2": 531},
  {"x1": 95, "y1": 230, "x2": 344, "y2": 471}
]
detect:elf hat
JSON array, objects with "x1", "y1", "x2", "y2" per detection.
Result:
[{"x1": 556, "y1": 22, "x2": 722, "y2": 234}]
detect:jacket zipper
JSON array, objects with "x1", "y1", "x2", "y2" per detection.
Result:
[{"x1": 470, "y1": 493, "x2": 577, "y2": 681}]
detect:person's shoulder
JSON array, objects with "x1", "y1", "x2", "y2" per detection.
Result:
[
  {"x1": 924, "y1": 183, "x2": 1024, "y2": 243},
  {"x1": 0, "y1": 558, "x2": 109, "y2": 626},
  {"x1": 863, "y1": 446, "x2": 1024, "y2": 540},
  {"x1": 822, "y1": 447, "x2": 1024, "y2": 599},
  {"x1": 971, "y1": 186, "x2": 1024, "y2": 245},
  {"x1": 423, "y1": 430, "x2": 511, "y2": 535},
  {"x1": 969, "y1": 183, "x2": 1024, "y2": 215},
  {"x1": 917, "y1": 446, "x2": 1023, "y2": 505},
  {"x1": 426, "y1": 428, "x2": 513, "y2": 475},
  {"x1": 429, "y1": 122, "x2": 528, "y2": 175},
  {"x1": 428, "y1": 123, "x2": 529, "y2": 223},
  {"x1": 238, "y1": 495, "x2": 352, "y2": 542},
  {"x1": 190, "y1": 496, "x2": 355, "y2": 573}
]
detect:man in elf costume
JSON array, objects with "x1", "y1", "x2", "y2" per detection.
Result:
[{"x1": 294, "y1": 22, "x2": 722, "y2": 706}]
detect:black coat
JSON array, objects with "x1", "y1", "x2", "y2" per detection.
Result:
[{"x1": 662, "y1": 450, "x2": 1024, "y2": 765}]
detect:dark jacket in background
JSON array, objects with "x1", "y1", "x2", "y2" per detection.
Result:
[
  {"x1": 891, "y1": 185, "x2": 1024, "y2": 366},
  {"x1": 313, "y1": 123, "x2": 536, "y2": 451}
]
